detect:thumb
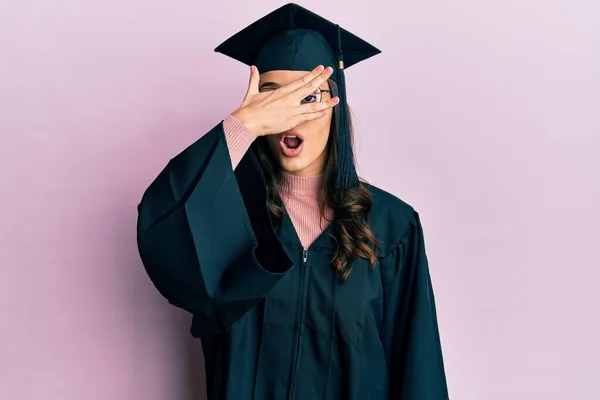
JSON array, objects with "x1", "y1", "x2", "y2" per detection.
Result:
[{"x1": 246, "y1": 65, "x2": 260, "y2": 96}]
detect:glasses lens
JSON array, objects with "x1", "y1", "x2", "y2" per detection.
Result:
[{"x1": 301, "y1": 88, "x2": 322, "y2": 105}]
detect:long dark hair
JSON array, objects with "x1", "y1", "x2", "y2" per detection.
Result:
[{"x1": 253, "y1": 80, "x2": 379, "y2": 281}]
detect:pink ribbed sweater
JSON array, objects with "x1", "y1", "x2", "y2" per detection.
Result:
[{"x1": 222, "y1": 115, "x2": 333, "y2": 249}]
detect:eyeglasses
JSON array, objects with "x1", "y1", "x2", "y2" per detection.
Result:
[
  {"x1": 260, "y1": 86, "x2": 332, "y2": 105},
  {"x1": 302, "y1": 87, "x2": 332, "y2": 105}
]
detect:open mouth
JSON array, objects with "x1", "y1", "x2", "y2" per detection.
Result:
[
  {"x1": 282, "y1": 135, "x2": 303, "y2": 150},
  {"x1": 279, "y1": 132, "x2": 304, "y2": 157}
]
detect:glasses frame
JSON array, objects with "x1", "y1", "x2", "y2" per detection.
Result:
[
  {"x1": 259, "y1": 85, "x2": 332, "y2": 103},
  {"x1": 309, "y1": 87, "x2": 332, "y2": 103}
]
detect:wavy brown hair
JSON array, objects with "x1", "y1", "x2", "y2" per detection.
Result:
[{"x1": 252, "y1": 80, "x2": 378, "y2": 281}]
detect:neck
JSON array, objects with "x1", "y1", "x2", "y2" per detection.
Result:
[{"x1": 280, "y1": 171, "x2": 323, "y2": 197}]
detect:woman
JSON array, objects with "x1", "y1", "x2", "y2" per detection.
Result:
[{"x1": 137, "y1": 3, "x2": 449, "y2": 399}]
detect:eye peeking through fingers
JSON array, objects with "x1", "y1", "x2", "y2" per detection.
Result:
[
  {"x1": 301, "y1": 91, "x2": 320, "y2": 104},
  {"x1": 300, "y1": 87, "x2": 328, "y2": 105}
]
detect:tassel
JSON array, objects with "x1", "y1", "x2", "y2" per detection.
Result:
[{"x1": 334, "y1": 25, "x2": 359, "y2": 190}]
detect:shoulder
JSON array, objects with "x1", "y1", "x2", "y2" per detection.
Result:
[{"x1": 360, "y1": 180, "x2": 419, "y2": 257}]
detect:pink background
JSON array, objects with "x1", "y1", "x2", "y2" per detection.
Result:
[{"x1": 1, "y1": 0, "x2": 599, "y2": 399}]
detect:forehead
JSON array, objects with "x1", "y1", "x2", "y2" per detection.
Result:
[{"x1": 259, "y1": 70, "x2": 330, "y2": 89}]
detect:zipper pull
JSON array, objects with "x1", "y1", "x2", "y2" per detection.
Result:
[{"x1": 303, "y1": 249, "x2": 308, "y2": 264}]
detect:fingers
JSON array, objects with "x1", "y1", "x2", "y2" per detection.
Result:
[
  {"x1": 246, "y1": 65, "x2": 260, "y2": 96},
  {"x1": 280, "y1": 65, "x2": 329, "y2": 94},
  {"x1": 291, "y1": 96, "x2": 339, "y2": 125},
  {"x1": 295, "y1": 66, "x2": 335, "y2": 98},
  {"x1": 295, "y1": 96, "x2": 339, "y2": 115},
  {"x1": 292, "y1": 109, "x2": 329, "y2": 125}
]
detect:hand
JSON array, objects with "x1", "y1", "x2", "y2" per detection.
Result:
[{"x1": 231, "y1": 65, "x2": 339, "y2": 137}]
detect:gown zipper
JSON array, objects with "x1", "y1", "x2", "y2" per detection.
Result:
[{"x1": 289, "y1": 249, "x2": 309, "y2": 400}]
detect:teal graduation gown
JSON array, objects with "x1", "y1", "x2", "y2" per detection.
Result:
[{"x1": 136, "y1": 121, "x2": 449, "y2": 399}]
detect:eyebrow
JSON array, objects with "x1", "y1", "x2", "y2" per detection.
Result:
[{"x1": 259, "y1": 82, "x2": 280, "y2": 90}]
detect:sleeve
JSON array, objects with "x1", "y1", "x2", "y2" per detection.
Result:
[
  {"x1": 222, "y1": 114, "x2": 258, "y2": 170},
  {"x1": 136, "y1": 120, "x2": 294, "y2": 338},
  {"x1": 379, "y1": 211, "x2": 449, "y2": 399}
]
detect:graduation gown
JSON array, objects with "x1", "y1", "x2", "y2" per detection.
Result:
[{"x1": 136, "y1": 121, "x2": 449, "y2": 400}]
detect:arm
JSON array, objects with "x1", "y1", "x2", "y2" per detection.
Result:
[
  {"x1": 380, "y1": 212, "x2": 449, "y2": 399},
  {"x1": 136, "y1": 121, "x2": 293, "y2": 337}
]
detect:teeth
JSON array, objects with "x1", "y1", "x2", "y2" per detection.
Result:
[{"x1": 285, "y1": 135, "x2": 297, "y2": 139}]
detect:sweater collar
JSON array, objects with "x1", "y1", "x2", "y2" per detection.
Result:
[{"x1": 280, "y1": 171, "x2": 323, "y2": 197}]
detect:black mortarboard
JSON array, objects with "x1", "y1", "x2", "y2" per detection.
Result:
[{"x1": 215, "y1": 3, "x2": 381, "y2": 190}]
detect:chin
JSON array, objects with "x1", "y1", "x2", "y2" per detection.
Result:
[{"x1": 277, "y1": 157, "x2": 312, "y2": 174}]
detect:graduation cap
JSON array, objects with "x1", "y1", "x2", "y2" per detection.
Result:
[{"x1": 215, "y1": 3, "x2": 381, "y2": 190}]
